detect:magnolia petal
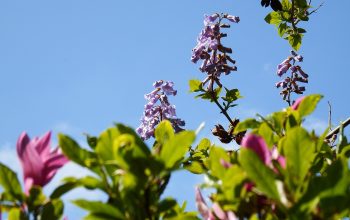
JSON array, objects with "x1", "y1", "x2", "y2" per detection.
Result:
[
  {"x1": 17, "y1": 132, "x2": 44, "y2": 186},
  {"x1": 35, "y1": 131, "x2": 51, "y2": 158},
  {"x1": 291, "y1": 96, "x2": 305, "y2": 110},
  {"x1": 195, "y1": 187, "x2": 210, "y2": 219},
  {"x1": 241, "y1": 134, "x2": 272, "y2": 166},
  {"x1": 212, "y1": 203, "x2": 227, "y2": 220}
]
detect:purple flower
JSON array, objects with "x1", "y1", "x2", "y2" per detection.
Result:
[
  {"x1": 226, "y1": 15, "x2": 240, "y2": 23},
  {"x1": 277, "y1": 58, "x2": 292, "y2": 76},
  {"x1": 275, "y1": 51, "x2": 309, "y2": 104},
  {"x1": 17, "y1": 131, "x2": 68, "y2": 194},
  {"x1": 204, "y1": 14, "x2": 219, "y2": 25},
  {"x1": 137, "y1": 80, "x2": 185, "y2": 140}
]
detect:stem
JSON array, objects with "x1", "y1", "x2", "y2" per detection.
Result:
[
  {"x1": 291, "y1": 0, "x2": 297, "y2": 31},
  {"x1": 325, "y1": 117, "x2": 350, "y2": 140},
  {"x1": 209, "y1": 79, "x2": 236, "y2": 127},
  {"x1": 99, "y1": 165, "x2": 114, "y2": 198}
]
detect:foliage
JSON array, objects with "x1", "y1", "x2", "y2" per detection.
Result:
[{"x1": 1, "y1": 1, "x2": 349, "y2": 220}]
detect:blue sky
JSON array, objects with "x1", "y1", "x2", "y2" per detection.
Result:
[{"x1": 0, "y1": 0, "x2": 349, "y2": 219}]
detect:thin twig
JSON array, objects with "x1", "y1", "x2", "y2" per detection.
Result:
[
  {"x1": 327, "y1": 101, "x2": 332, "y2": 131},
  {"x1": 308, "y1": 2, "x2": 324, "y2": 16},
  {"x1": 325, "y1": 117, "x2": 350, "y2": 140}
]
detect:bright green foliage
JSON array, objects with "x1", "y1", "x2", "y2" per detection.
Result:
[
  {"x1": 264, "y1": 0, "x2": 314, "y2": 50},
  {"x1": 191, "y1": 94, "x2": 350, "y2": 219},
  {"x1": 0, "y1": 163, "x2": 23, "y2": 202},
  {"x1": 55, "y1": 121, "x2": 196, "y2": 219}
]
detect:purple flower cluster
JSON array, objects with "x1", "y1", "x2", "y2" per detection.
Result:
[
  {"x1": 192, "y1": 13, "x2": 239, "y2": 90},
  {"x1": 136, "y1": 80, "x2": 185, "y2": 140},
  {"x1": 275, "y1": 51, "x2": 308, "y2": 104}
]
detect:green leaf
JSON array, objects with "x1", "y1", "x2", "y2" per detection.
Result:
[
  {"x1": 26, "y1": 186, "x2": 46, "y2": 211},
  {"x1": 50, "y1": 181, "x2": 78, "y2": 199},
  {"x1": 288, "y1": 34, "x2": 302, "y2": 51},
  {"x1": 295, "y1": 0, "x2": 308, "y2": 8},
  {"x1": 296, "y1": 94, "x2": 323, "y2": 117},
  {"x1": 158, "y1": 197, "x2": 177, "y2": 213},
  {"x1": 41, "y1": 199, "x2": 64, "y2": 220},
  {"x1": 281, "y1": 0, "x2": 292, "y2": 10},
  {"x1": 208, "y1": 146, "x2": 230, "y2": 179},
  {"x1": 86, "y1": 135, "x2": 98, "y2": 150},
  {"x1": 198, "y1": 87, "x2": 222, "y2": 102},
  {"x1": 58, "y1": 134, "x2": 97, "y2": 169},
  {"x1": 73, "y1": 200, "x2": 124, "y2": 219},
  {"x1": 234, "y1": 118, "x2": 260, "y2": 134},
  {"x1": 0, "y1": 163, "x2": 23, "y2": 201},
  {"x1": 239, "y1": 148, "x2": 280, "y2": 201},
  {"x1": 155, "y1": 120, "x2": 175, "y2": 145},
  {"x1": 184, "y1": 161, "x2": 205, "y2": 174},
  {"x1": 160, "y1": 131, "x2": 195, "y2": 169},
  {"x1": 282, "y1": 127, "x2": 316, "y2": 189},
  {"x1": 195, "y1": 138, "x2": 211, "y2": 151},
  {"x1": 8, "y1": 208, "x2": 27, "y2": 220},
  {"x1": 189, "y1": 79, "x2": 203, "y2": 92},
  {"x1": 278, "y1": 23, "x2": 288, "y2": 37},
  {"x1": 222, "y1": 88, "x2": 241, "y2": 103},
  {"x1": 265, "y1": 12, "x2": 282, "y2": 25}
]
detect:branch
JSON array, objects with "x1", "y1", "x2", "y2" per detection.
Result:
[{"x1": 325, "y1": 117, "x2": 350, "y2": 140}]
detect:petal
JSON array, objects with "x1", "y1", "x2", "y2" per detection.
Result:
[
  {"x1": 42, "y1": 151, "x2": 68, "y2": 186},
  {"x1": 24, "y1": 177, "x2": 34, "y2": 195},
  {"x1": 291, "y1": 96, "x2": 305, "y2": 110},
  {"x1": 241, "y1": 134, "x2": 272, "y2": 166},
  {"x1": 212, "y1": 203, "x2": 227, "y2": 220},
  {"x1": 16, "y1": 132, "x2": 45, "y2": 186},
  {"x1": 35, "y1": 131, "x2": 51, "y2": 159},
  {"x1": 195, "y1": 187, "x2": 210, "y2": 219}
]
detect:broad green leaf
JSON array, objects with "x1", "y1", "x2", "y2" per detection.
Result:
[
  {"x1": 282, "y1": 127, "x2": 316, "y2": 189},
  {"x1": 278, "y1": 23, "x2": 288, "y2": 37},
  {"x1": 160, "y1": 131, "x2": 195, "y2": 169},
  {"x1": 155, "y1": 120, "x2": 175, "y2": 145},
  {"x1": 27, "y1": 186, "x2": 46, "y2": 211},
  {"x1": 41, "y1": 199, "x2": 64, "y2": 220},
  {"x1": 288, "y1": 34, "x2": 302, "y2": 51},
  {"x1": 281, "y1": 0, "x2": 292, "y2": 10},
  {"x1": 73, "y1": 200, "x2": 124, "y2": 219},
  {"x1": 115, "y1": 124, "x2": 150, "y2": 156},
  {"x1": 189, "y1": 79, "x2": 203, "y2": 92},
  {"x1": 184, "y1": 161, "x2": 205, "y2": 174},
  {"x1": 195, "y1": 138, "x2": 211, "y2": 151},
  {"x1": 296, "y1": 94, "x2": 323, "y2": 117},
  {"x1": 265, "y1": 12, "x2": 282, "y2": 25},
  {"x1": 50, "y1": 181, "x2": 78, "y2": 199},
  {"x1": 0, "y1": 163, "x2": 23, "y2": 201},
  {"x1": 295, "y1": 0, "x2": 308, "y2": 8},
  {"x1": 58, "y1": 134, "x2": 97, "y2": 169},
  {"x1": 95, "y1": 127, "x2": 120, "y2": 162},
  {"x1": 86, "y1": 135, "x2": 98, "y2": 150},
  {"x1": 239, "y1": 148, "x2": 280, "y2": 201},
  {"x1": 158, "y1": 197, "x2": 177, "y2": 213},
  {"x1": 294, "y1": 159, "x2": 350, "y2": 214},
  {"x1": 234, "y1": 118, "x2": 260, "y2": 134},
  {"x1": 207, "y1": 146, "x2": 229, "y2": 179},
  {"x1": 8, "y1": 208, "x2": 27, "y2": 220},
  {"x1": 222, "y1": 88, "x2": 241, "y2": 103},
  {"x1": 258, "y1": 123, "x2": 275, "y2": 148}
]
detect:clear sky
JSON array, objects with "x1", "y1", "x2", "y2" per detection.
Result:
[{"x1": 0, "y1": 0, "x2": 349, "y2": 219}]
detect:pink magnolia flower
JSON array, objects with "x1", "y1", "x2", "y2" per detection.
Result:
[
  {"x1": 16, "y1": 131, "x2": 68, "y2": 194},
  {"x1": 291, "y1": 96, "x2": 305, "y2": 110},
  {"x1": 241, "y1": 134, "x2": 285, "y2": 169},
  {"x1": 195, "y1": 187, "x2": 238, "y2": 220}
]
